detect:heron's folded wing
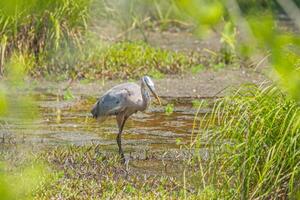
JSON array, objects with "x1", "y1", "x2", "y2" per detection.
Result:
[{"x1": 93, "y1": 89, "x2": 130, "y2": 117}]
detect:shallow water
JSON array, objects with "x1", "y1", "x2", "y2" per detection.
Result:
[
  {"x1": 0, "y1": 91, "x2": 214, "y2": 175},
  {"x1": 1, "y1": 91, "x2": 212, "y2": 165}
]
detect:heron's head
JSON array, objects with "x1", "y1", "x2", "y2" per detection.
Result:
[{"x1": 142, "y1": 76, "x2": 161, "y2": 105}]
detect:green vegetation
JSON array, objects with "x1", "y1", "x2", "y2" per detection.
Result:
[
  {"x1": 0, "y1": 0, "x2": 90, "y2": 75},
  {"x1": 43, "y1": 41, "x2": 205, "y2": 80},
  {"x1": 192, "y1": 85, "x2": 300, "y2": 199},
  {"x1": 0, "y1": 0, "x2": 245, "y2": 80},
  {"x1": 191, "y1": 64, "x2": 204, "y2": 74},
  {"x1": 0, "y1": 160, "x2": 47, "y2": 200},
  {"x1": 1, "y1": 0, "x2": 299, "y2": 84},
  {"x1": 165, "y1": 103, "x2": 174, "y2": 115},
  {"x1": 63, "y1": 89, "x2": 75, "y2": 100},
  {"x1": 2, "y1": 85, "x2": 299, "y2": 199},
  {"x1": 1, "y1": 145, "x2": 216, "y2": 199},
  {"x1": 88, "y1": 42, "x2": 201, "y2": 79},
  {"x1": 32, "y1": 145, "x2": 198, "y2": 199},
  {"x1": 0, "y1": 54, "x2": 43, "y2": 199},
  {"x1": 191, "y1": 99, "x2": 209, "y2": 109},
  {"x1": 236, "y1": 0, "x2": 300, "y2": 15},
  {"x1": 1, "y1": 0, "x2": 300, "y2": 199}
]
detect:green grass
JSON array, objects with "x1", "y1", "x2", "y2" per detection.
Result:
[
  {"x1": 29, "y1": 145, "x2": 214, "y2": 199},
  {"x1": 46, "y1": 41, "x2": 204, "y2": 80},
  {"x1": 191, "y1": 64, "x2": 204, "y2": 74},
  {"x1": 0, "y1": 0, "x2": 195, "y2": 79},
  {"x1": 1, "y1": 1, "x2": 300, "y2": 198},
  {"x1": 0, "y1": 0, "x2": 91, "y2": 75},
  {"x1": 89, "y1": 0, "x2": 187, "y2": 32},
  {"x1": 98, "y1": 42, "x2": 197, "y2": 78},
  {"x1": 0, "y1": 0, "x2": 243, "y2": 80},
  {"x1": 1, "y1": 85, "x2": 299, "y2": 199},
  {"x1": 191, "y1": 85, "x2": 300, "y2": 199}
]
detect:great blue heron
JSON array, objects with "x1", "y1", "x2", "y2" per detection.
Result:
[{"x1": 91, "y1": 76, "x2": 161, "y2": 162}]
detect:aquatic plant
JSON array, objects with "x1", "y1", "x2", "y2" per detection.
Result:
[
  {"x1": 165, "y1": 103, "x2": 174, "y2": 115},
  {"x1": 63, "y1": 89, "x2": 75, "y2": 100}
]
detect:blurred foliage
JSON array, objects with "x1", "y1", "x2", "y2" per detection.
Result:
[
  {"x1": 175, "y1": 0, "x2": 300, "y2": 102},
  {"x1": 0, "y1": 161, "x2": 48, "y2": 200},
  {"x1": 236, "y1": 0, "x2": 300, "y2": 14},
  {"x1": 0, "y1": 54, "x2": 38, "y2": 121},
  {"x1": 176, "y1": 0, "x2": 223, "y2": 35},
  {"x1": 0, "y1": 1, "x2": 299, "y2": 199},
  {"x1": 89, "y1": 0, "x2": 185, "y2": 31},
  {"x1": 0, "y1": 53, "x2": 45, "y2": 199},
  {"x1": 0, "y1": 0, "x2": 236, "y2": 80},
  {"x1": 242, "y1": 14, "x2": 300, "y2": 101}
]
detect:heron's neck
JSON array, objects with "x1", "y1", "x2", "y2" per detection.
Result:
[{"x1": 140, "y1": 84, "x2": 150, "y2": 111}]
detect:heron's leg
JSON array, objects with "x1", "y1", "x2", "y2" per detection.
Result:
[{"x1": 116, "y1": 114, "x2": 128, "y2": 163}]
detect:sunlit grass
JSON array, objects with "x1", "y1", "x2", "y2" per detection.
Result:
[
  {"x1": 31, "y1": 145, "x2": 213, "y2": 199},
  {"x1": 0, "y1": 0, "x2": 245, "y2": 80},
  {"x1": 192, "y1": 85, "x2": 300, "y2": 199},
  {"x1": 97, "y1": 42, "x2": 199, "y2": 78},
  {"x1": 0, "y1": 0, "x2": 300, "y2": 199},
  {"x1": 0, "y1": 0, "x2": 91, "y2": 76},
  {"x1": 1, "y1": 85, "x2": 299, "y2": 199},
  {"x1": 46, "y1": 41, "x2": 205, "y2": 80}
]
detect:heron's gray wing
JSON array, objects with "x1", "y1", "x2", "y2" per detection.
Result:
[{"x1": 91, "y1": 88, "x2": 130, "y2": 119}]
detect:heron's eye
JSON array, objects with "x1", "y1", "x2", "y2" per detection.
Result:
[{"x1": 116, "y1": 100, "x2": 120, "y2": 104}]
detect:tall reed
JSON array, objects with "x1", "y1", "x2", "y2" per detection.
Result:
[
  {"x1": 193, "y1": 85, "x2": 300, "y2": 199},
  {"x1": 0, "y1": 0, "x2": 91, "y2": 74}
]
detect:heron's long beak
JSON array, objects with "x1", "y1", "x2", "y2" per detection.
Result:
[
  {"x1": 149, "y1": 88, "x2": 161, "y2": 105},
  {"x1": 153, "y1": 92, "x2": 161, "y2": 105},
  {"x1": 147, "y1": 84, "x2": 161, "y2": 105}
]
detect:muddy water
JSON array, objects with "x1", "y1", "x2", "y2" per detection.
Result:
[{"x1": 2, "y1": 92, "x2": 212, "y2": 172}]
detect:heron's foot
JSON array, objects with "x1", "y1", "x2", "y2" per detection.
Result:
[
  {"x1": 118, "y1": 149, "x2": 125, "y2": 162},
  {"x1": 120, "y1": 154, "x2": 130, "y2": 173}
]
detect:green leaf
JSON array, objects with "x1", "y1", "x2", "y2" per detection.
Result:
[
  {"x1": 64, "y1": 89, "x2": 75, "y2": 100},
  {"x1": 165, "y1": 103, "x2": 174, "y2": 115},
  {"x1": 191, "y1": 64, "x2": 204, "y2": 74}
]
